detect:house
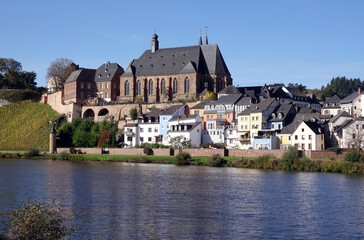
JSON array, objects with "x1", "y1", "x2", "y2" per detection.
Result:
[
  {"x1": 159, "y1": 105, "x2": 187, "y2": 136},
  {"x1": 277, "y1": 122, "x2": 297, "y2": 150},
  {"x1": 328, "y1": 111, "x2": 353, "y2": 147},
  {"x1": 119, "y1": 34, "x2": 232, "y2": 103},
  {"x1": 63, "y1": 62, "x2": 124, "y2": 104},
  {"x1": 124, "y1": 123, "x2": 139, "y2": 147},
  {"x1": 189, "y1": 99, "x2": 211, "y2": 117},
  {"x1": 321, "y1": 95, "x2": 341, "y2": 116},
  {"x1": 267, "y1": 103, "x2": 296, "y2": 130},
  {"x1": 291, "y1": 121, "x2": 325, "y2": 151},
  {"x1": 234, "y1": 96, "x2": 254, "y2": 119},
  {"x1": 162, "y1": 115, "x2": 203, "y2": 147},
  {"x1": 217, "y1": 85, "x2": 241, "y2": 98},
  {"x1": 138, "y1": 108, "x2": 165, "y2": 145},
  {"x1": 341, "y1": 119, "x2": 364, "y2": 149},
  {"x1": 340, "y1": 89, "x2": 364, "y2": 118},
  {"x1": 224, "y1": 120, "x2": 239, "y2": 148}
]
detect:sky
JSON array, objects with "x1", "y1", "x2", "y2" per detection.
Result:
[{"x1": 1, "y1": 0, "x2": 364, "y2": 89}]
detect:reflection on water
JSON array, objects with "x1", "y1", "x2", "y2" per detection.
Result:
[{"x1": 0, "y1": 160, "x2": 363, "y2": 239}]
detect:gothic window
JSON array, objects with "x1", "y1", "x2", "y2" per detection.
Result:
[
  {"x1": 161, "y1": 79, "x2": 166, "y2": 94},
  {"x1": 137, "y1": 80, "x2": 141, "y2": 95},
  {"x1": 149, "y1": 79, "x2": 153, "y2": 95},
  {"x1": 125, "y1": 81, "x2": 129, "y2": 96},
  {"x1": 173, "y1": 78, "x2": 178, "y2": 94},
  {"x1": 184, "y1": 77, "x2": 190, "y2": 93}
]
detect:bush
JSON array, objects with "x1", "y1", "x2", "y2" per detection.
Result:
[
  {"x1": 143, "y1": 147, "x2": 153, "y2": 155},
  {"x1": 175, "y1": 152, "x2": 192, "y2": 166},
  {"x1": 69, "y1": 147, "x2": 77, "y2": 154},
  {"x1": 345, "y1": 149, "x2": 360, "y2": 162},
  {"x1": 7, "y1": 200, "x2": 71, "y2": 240},
  {"x1": 327, "y1": 147, "x2": 343, "y2": 154},
  {"x1": 23, "y1": 148, "x2": 40, "y2": 158},
  {"x1": 281, "y1": 146, "x2": 299, "y2": 170},
  {"x1": 208, "y1": 154, "x2": 227, "y2": 167}
]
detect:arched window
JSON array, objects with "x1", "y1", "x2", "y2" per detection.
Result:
[
  {"x1": 161, "y1": 79, "x2": 166, "y2": 94},
  {"x1": 125, "y1": 81, "x2": 129, "y2": 96},
  {"x1": 137, "y1": 80, "x2": 141, "y2": 95},
  {"x1": 173, "y1": 78, "x2": 178, "y2": 94},
  {"x1": 149, "y1": 79, "x2": 153, "y2": 95},
  {"x1": 184, "y1": 77, "x2": 190, "y2": 93}
]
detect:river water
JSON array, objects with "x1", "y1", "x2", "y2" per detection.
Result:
[{"x1": 0, "y1": 160, "x2": 363, "y2": 239}]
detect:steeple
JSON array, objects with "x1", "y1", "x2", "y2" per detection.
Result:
[
  {"x1": 199, "y1": 29, "x2": 202, "y2": 45},
  {"x1": 151, "y1": 33, "x2": 159, "y2": 53},
  {"x1": 204, "y1": 26, "x2": 208, "y2": 45}
]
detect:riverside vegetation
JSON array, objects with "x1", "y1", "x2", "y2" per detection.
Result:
[{"x1": 1, "y1": 147, "x2": 364, "y2": 175}]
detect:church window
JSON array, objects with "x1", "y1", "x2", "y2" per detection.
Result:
[
  {"x1": 149, "y1": 80, "x2": 153, "y2": 95},
  {"x1": 137, "y1": 80, "x2": 142, "y2": 95},
  {"x1": 173, "y1": 78, "x2": 178, "y2": 94},
  {"x1": 184, "y1": 77, "x2": 190, "y2": 93},
  {"x1": 125, "y1": 81, "x2": 129, "y2": 96},
  {"x1": 161, "y1": 79, "x2": 166, "y2": 94}
]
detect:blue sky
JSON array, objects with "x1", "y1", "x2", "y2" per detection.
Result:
[{"x1": 1, "y1": 0, "x2": 363, "y2": 89}]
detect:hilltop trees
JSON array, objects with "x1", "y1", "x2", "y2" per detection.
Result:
[
  {"x1": 320, "y1": 77, "x2": 363, "y2": 99},
  {"x1": 46, "y1": 58, "x2": 78, "y2": 90},
  {"x1": 0, "y1": 58, "x2": 37, "y2": 89}
]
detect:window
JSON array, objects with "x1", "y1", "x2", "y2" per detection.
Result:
[
  {"x1": 295, "y1": 135, "x2": 298, "y2": 140},
  {"x1": 148, "y1": 137, "x2": 152, "y2": 142},
  {"x1": 149, "y1": 80, "x2": 153, "y2": 95},
  {"x1": 289, "y1": 136, "x2": 291, "y2": 140},
  {"x1": 140, "y1": 137, "x2": 144, "y2": 142},
  {"x1": 256, "y1": 116, "x2": 259, "y2": 121},
  {"x1": 309, "y1": 135, "x2": 312, "y2": 140},
  {"x1": 240, "y1": 125, "x2": 243, "y2": 129},
  {"x1": 272, "y1": 124, "x2": 275, "y2": 129},
  {"x1": 245, "y1": 117, "x2": 248, "y2": 121},
  {"x1": 154, "y1": 127, "x2": 158, "y2": 132},
  {"x1": 161, "y1": 79, "x2": 166, "y2": 94},
  {"x1": 194, "y1": 110, "x2": 199, "y2": 115},
  {"x1": 321, "y1": 135, "x2": 323, "y2": 140},
  {"x1": 80, "y1": 92, "x2": 84, "y2": 98},
  {"x1": 302, "y1": 144, "x2": 305, "y2": 150},
  {"x1": 148, "y1": 128, "x2": 152, "y2": 132},
  {"x1": 308, "y1": 143, "x2": 311, "y2": 150},
  {"x1": 87, "y1": 83, "x2": 91, "y2": 89},
  {"x1": 252, "y1": 116, "x2": 255, "y2": 121},
  {"x1": 140, "y1": 128, "x2": 143, "y2": 132},
  {"x1": 302, "y1": 135, "x2": 305, "y2": 140},
  {"x1": 106, "y1": 83, "x2": 109, "y2": 89},
  {"x1": 173, "y1": 78, "x2": 178, "y2": 94},
  {"x1": 280, "y1": 136, "x2": 283, "y2": 141},
  {"x1": 80, "y1": 82, "x2": 84, "y2": 89},
  {"x1": 245, "y1": 125, "x2": 247, "y2": 129},
  {"x1": 302, "y1": 128, "x2": 304, "y2": 132},
  {"x1": 125, "y1": 81, "x2": 129, "y2": 96},
  {"x1": 321, "y1": 144, "x2": 323, "y2": 150},
  {"x1": 197, "y1": 129, "x2": 199, "y2": 133},
  {"x1": 207, "y1": 115, "x2": 210, "y2": 119},
  {"x1": 100, "y1": 83, "x2": 103, "y2": 89},
  {"x1": 127, "y1": 137, "x2": 132, "y2": 141},
  {"x1": 184, "y1": 77, "x2": 189, "y2": 93},
  {"x1": 137, "y1": 80, "x2": 141, "y2": 95}
]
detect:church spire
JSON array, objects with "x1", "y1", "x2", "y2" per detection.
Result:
[
  {"x1": 151, "y1": 32, "x2": 159, "y2": 53},
  {"x1": 204, "y1": 26, "x2": 208, "y2": 45},
  {"x1": 199, "y1": 29, "x2": 202, "y2": 45}
]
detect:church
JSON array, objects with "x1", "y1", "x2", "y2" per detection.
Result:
[{"x1": 119, "y1": 34, "x2": 232, "y2": 103}]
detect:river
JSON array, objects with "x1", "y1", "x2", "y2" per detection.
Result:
[{"x1": 0, "y1": 159, "x2": 363, "y2": 239}]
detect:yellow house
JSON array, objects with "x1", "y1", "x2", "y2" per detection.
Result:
[
  {"x1": 277, "y1": 122, "x2": 297, "y2": 150},
  {"x1": 237, "y1": 110, "x2": 252, "y2": 149}
]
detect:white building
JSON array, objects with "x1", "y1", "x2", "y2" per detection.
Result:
[
  {"x1": 124, "y1": 123, "x2": 139, "y2": 147},
  {"x1": 342, "y1": 119, "x2": 364, "y2": 149},
  {"x1": 291, "y1": 121, "x2": 325, "y2": 151},
  {"x1": 163, "y1": 115, "x2": 203, "y2": 147},
  {"x1": 138, "y1": 123, "x2": 160, "y2": 145}
]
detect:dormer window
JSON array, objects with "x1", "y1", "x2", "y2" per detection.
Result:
[
  {"x1": 105, "y1": 69, "x2": 108, "y2": 72},
  {"x1": 107, "y1": 74, "x2": 110, "y2": 77},
  {"x1": 98, "y1": 74, "x2": 101, "y2": 78}
]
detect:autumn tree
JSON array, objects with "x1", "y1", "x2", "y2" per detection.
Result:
[
  {"x1": 169, "y1": 136, "x2": 191, "y2": 153},
  {"x1": 205, "y1": 91, "x2": 216, "y2": 100},
  {"x1": 46, "y1": 58, "x2": 78, "y2": 89}
]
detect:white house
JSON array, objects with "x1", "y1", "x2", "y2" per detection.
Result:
[
  {"x1": 138, "y1": 123, "x2": 160, "y2": 145},
  {"x1": 124, "y1": 123, "x2": 139, "y2": 147},
  {"x1": 342, "y1": 119, "x2": 364, "y2": 149},
  {"x1": 163, "y1": 115, "x2": 203, "y2": 147},
  {"x1": 291, "y1": 121, "x2": 325, "y2": 151}
]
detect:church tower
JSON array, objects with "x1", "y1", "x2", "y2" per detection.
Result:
[{"x1": 151, "y1": 33, "x2": 159, "y2": 53}]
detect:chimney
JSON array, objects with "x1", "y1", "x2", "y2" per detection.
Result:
[{"x1": 359, "y1": 87, "x2": 361, "y2": 94}]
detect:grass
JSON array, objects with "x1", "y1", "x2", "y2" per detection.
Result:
[{"x1": 0, "y1": 101, "x2": 57, "y2": 151}]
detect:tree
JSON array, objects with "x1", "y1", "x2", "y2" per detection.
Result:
[
  {"x1": 98, "y1": 129, "x2": 110, "y2": 147},
  {"x1": 205, "y1": 91, "x2": 216, "y2": 100},
  {"x1": 130, "y1": 108, "x2": 138, "y2": 120},
  {"x1": 169, "y1": 136, "x2": 191, "y2": 153},
  {"x1": 0, "y1": 58, "x2": 37, "y2": 89},
  {"x1": 46, "y1": 58, "x2": 77, "y2": 89},
  {"x1": 7, "y1": 200, "x2": 71, "y2": 240}
]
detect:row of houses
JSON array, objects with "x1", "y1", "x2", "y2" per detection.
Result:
[{"x1": 124, "y1": 84, "x2": 364, "y2": 151}]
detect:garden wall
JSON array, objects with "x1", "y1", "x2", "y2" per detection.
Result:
[
  {"x1": 306, "y1": 150, "x2": 348, "y2": 159},
  {"x1": 228, "y1": 149, "x2": 284, "y2": 158}
]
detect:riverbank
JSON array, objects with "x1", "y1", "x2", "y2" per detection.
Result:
[{"x1": 1, "y1": 150, "x2": 364, "y2": 175}]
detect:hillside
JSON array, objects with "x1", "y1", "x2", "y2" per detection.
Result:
[{"x1": 0, "y1": 101, "x2": 58, "y2": 150}]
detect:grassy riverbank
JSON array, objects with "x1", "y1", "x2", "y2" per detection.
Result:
[{"x1": 1, "y1": 150, "x2": 363, "y2": 175}]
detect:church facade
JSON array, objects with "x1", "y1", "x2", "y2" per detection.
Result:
[{"x1": 119, "y1": 34, "x2": 232, "y2": 103}]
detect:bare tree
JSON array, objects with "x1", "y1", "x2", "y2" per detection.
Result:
[
  {"x1": 343, "y1": 120, "x2": 364, "y2": 153},
  {"x1": 46, "y1": 58, "x2": 78, "y2": 89}
]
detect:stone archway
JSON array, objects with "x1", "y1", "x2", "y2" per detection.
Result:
[
  {"x1": 83, "y1": 109, "x2": 95, "y2": 119},
  {"x1": 98, "y1": 108, "x2": 110, "y2": 121}
]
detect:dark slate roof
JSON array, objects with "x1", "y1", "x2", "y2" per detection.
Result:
[
  {"x1": 250, "y1": 98, "x2": 276, "y2": 113},
  {"x1": 268, "y1": 104, "x2": 295, "y2": 122},
  {"x1": 64, "y1": 68, "x2": 96, "y2": 84},
  {"x1": 340, "y1": 91, "x2": 359, "y2": 104},
  {"x1": 329, "y1": 111, "x2": 352, "y2": 123},
  {"x1": 143, "y1": 108, "x2": 164, "y2": 122},
  {"x1": 269, "y1": 86, "x2": 291, "y2": 99},
  {"x1": 121, "y1": 43, "x2": 230, "y2": 77},
  {"x1": 124, "y1": 123, "x2": 138, "y2": 127},
  {"x1": 169, "y1": 114, "x2": 200, "y2": 122},
  {"x1": 325, "y1": 94, "x2": 341, "y2": 103},
  {"x1": 304, "y1": 121, "x2": 324, "y2": 134},
  {"x1": 213, "y1": 94, "x2": 242, "y2": 105},
  {"x1": 236, "y1": 97, "x2": 252, "y2": 106},
  {"x1": 323, "y1": 95, "x2": 341, "y2": 109},
  {"x1": 280, "y1": 122, "x2": 298, "y2": 134},
  {"x1": 218, "y1": 85, "x2": 241, "y2": 95},
  {"x1": 298, "y1": 107, "x2": 317, "y2": 113},
  {"x1": 294, "y1": 112, "x2": 320, "y2": 123},
  {"x1": 161, "y1": 104, "x2": 184, "y2": 115},
  {"x1": 94, "y1": 62, "x2": 122, "y2": 82},
  {"x1": 200, "y1": 88, "x2": 208, "y2": 95},
  {"x1": 190, "y1": 99, "x2": 212, "y2": 109},
  {"x1": 334, "y1": 119, "x2": 354, "y2": 133}
]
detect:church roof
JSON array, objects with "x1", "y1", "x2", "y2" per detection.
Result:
[{"x1": 121, "y1": 43, "x2": 230, "y2": 78}]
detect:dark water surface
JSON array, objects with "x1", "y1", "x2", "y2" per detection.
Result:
[{"x1": 0, "y1": 160, "x2": 363, "y2": 239}]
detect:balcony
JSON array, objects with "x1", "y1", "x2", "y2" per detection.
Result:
[
  {"x1": 239, "y1": 136, "x2": 251, "y2": 142},
  {"x1": 125, "y1": 132, "x2": 134, "y2": 137}
]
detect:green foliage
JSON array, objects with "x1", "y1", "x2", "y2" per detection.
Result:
[
  {"x1": 169, "y1": 136, "x2": 191, "y2": 153},
  {"x1": 0, "y1": 89, "x2": 42, "y2": 102},
  {"x1": 345, "y1": 149, "x2": 361, "y2": 162},
  {"x1": 135, "y1": 96, "x2": 143, "y2": 105},
  {"x1": 208, "y1": 154, "x2": 227, "y2": 167},
  {"x1": 7, "y1": 200, "x2": 71, "y2": 240},
  {"x1": 24, "y1": 148, "x2": 40, "y2": 159},
  {"x1": 143, "y1": 146, "x2": 153, "y2": 155},
  {"x1": 281, "y1": 146, "x2": 299, "y2": 170},
  {"x1": 287, "y1": 83, "x2": 307, "y2": 94},
  {"x1": 130, "y1": 108, "x2": 138, "y2": 120},
  {"x1": 0, "y1": 101, "x2": 57, "y2": 150},
  {"x1": 320, "y1": 76, "x2": 363, "y2": 99},
  {"x1": 175, "y1": 151, "x2": 192, "y2": 165},
  {"x1": 205, "y1": 91, "x2": 216, "y2": 100},
  {"x1": 327, "y1": 147, "x2": 343, "y2": 154},
  {"x1": 0, "y1": 58, "x2": 38, "y2": 90}
]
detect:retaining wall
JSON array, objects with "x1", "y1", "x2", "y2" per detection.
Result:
[
  {"x1": 228, "y1": 149, "x2": 285, "y2": 158},
  {"x1": 306, "y1": 150, "x2": 348, "y2": 159}
]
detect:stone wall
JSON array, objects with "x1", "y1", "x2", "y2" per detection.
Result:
[
  {"x1": 228, "y1": 149, "x2": 285, "y2": 158},
  {"x1": 108, "y1": 148, "x2": 145, "y2": 155},
  {"x1": 306, "y1": 150, "x2": 348, "y2": 159},
  {"x1": 57, "y1": 148, "x2": 102, "y2": 154},
  {"x1": 183, "y1": 148, "x2": 227, "y2": 156}
]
